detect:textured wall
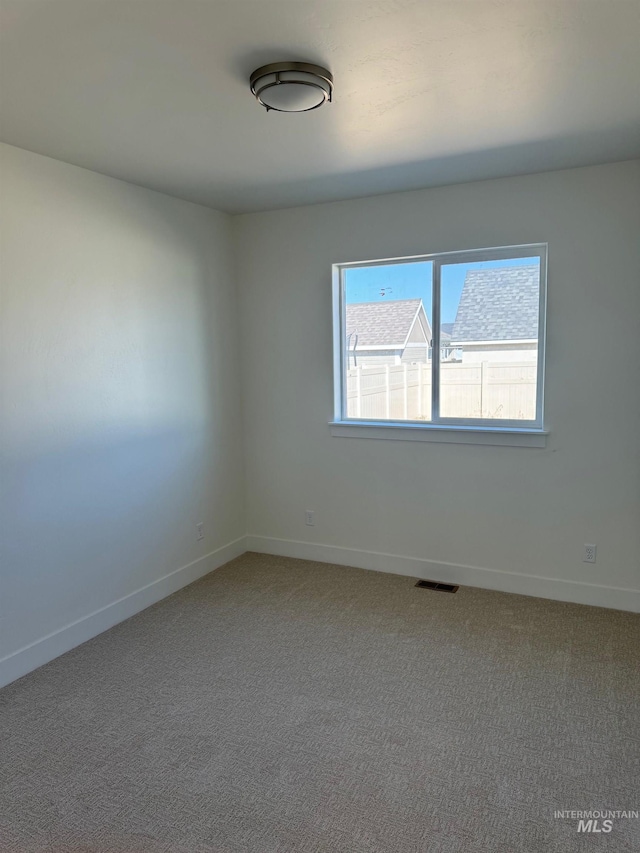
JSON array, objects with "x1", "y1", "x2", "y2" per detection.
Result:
[
  {"x1": 235, "y1": 161, "x2": 640, "y2": 604},
  {"x1": 0, "y1": 144, "x2": 245, "y2": 663}
]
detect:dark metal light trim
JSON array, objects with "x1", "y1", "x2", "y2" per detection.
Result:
[{"x1": 249, "y1": 61, "x2": 334, "y2": 112}]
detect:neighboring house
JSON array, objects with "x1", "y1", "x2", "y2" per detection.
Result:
[
  {"x1": 345, "y1": 298, "x2": 431, "y2": 367},
  {"x1": 451, "y1": 265, "x2": 540, "y2": 363},
  {"x1": 441, "y1": 323, "x2": 454, "y2": 342},
  {"x1": 439, "y1": 322, "x2": 459, "y2": 361}
]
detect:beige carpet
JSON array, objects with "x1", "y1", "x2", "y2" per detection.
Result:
[{"x1": 1, "y1": 553, "x2": 638, "y2": 852}]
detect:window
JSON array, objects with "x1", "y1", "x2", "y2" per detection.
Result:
[{"x1": 331, "y1": 244, "x2": 547, "y2": 445}]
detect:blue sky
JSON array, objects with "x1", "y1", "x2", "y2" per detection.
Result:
[{"x1": 345, "y1": 257, "x2": 538, "y2": 325}]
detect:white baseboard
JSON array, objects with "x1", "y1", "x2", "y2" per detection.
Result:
[
  {"x1": 246, "y1": 535, "x2": 640, "y2": 614},
  {"x1": 0, "y1": 536, "x2": 247, "y2": 689},
  {"x1": 4, "y1": 533, "x2": 637, "y2": 690}
]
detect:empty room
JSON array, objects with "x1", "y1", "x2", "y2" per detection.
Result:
[{"x1": 1, "y1": 1, "x2": 639, "y2": 851}]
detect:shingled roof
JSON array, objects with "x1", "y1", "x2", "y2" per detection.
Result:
[
  {"x1": 452, "y1": 265, "x2": 539, "y2": 342},
  {"x1": 441, "y1": 322, "x2": 454, "y2": 343},
  {"x1": 345, "y1": 299, "x2": 423, "y2": 347}
]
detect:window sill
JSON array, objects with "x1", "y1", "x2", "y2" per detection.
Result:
[{"x1": 329, "y1": 421, "x2": 548, "y2": 447}]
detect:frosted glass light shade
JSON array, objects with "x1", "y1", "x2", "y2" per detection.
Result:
[{"x1": 250, "y1": 62, "x2": 333, "y2": 113}]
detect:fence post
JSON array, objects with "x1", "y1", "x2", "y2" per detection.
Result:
[
  {"x1": 481, "y1": 361, "x2": 489, "y2": 418},
  {"x1": 403, "y1": 363, "x2": 408, "y2": 419},
  {"x1": 356, "y1": 365, "x2": 362, "y2": 417},
  {"x1": 417, "y1": 363, "x2": 422, "y2": 416},
  {"x1": 385, "y1": 364, "x2": 390, "y2": 419}
]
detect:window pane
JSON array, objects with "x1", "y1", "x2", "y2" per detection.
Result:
[
  {"x1": 439, "y1": 257, "x2": 540, "y2": 421},
  {"x1": 343, "y1": 261, "x2": 433, "y2": 421}
]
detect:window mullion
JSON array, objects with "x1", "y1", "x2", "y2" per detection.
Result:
[
  {"x1": 335, "y1": 266, "x2": 347, "y2": 421},
  {"x1": 431, "y1": 261, "x2": 441, "y2": 424}
]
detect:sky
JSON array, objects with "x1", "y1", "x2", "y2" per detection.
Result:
[{"x1": 344, "y1": 256, "x2": 538, "y2": 325}]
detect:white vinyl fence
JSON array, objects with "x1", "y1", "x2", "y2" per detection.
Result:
[{"x1": 346, "y1": 361, "x2": 537, "y2": 421}]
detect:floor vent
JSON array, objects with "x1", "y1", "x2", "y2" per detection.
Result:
[{"x1": 415, "y1": 580, "x2": 459, "y2": 593}]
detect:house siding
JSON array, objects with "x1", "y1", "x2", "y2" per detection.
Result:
[
  {"x1": 351, "y1": 349, "x2": 402, "y2": 367},
  {"x1": 458, "y1": 342, "x2": 537, "y2": 363},
  {"x1": 401, "y1": 346, "x2": 429, "y2": 364},
  {"x1": 406, "y1": 312, "x2": 430, "y2": 344}
]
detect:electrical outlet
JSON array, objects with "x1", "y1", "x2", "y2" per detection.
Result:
[
  {"x1": 583, "y1": 543, "x2": 597, "y2": 563},
  {"x1": 196, "y1": 522, "x2": 204, "y2": 541},
  {"x1": 305, "y1": 510, "x2": 315, "y2": 526}
]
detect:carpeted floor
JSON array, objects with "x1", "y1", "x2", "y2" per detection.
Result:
[{"x1": 1, "y1": 553, "x2": 639, "y2": 852}]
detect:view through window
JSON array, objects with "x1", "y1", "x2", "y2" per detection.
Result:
[{"x1": 336, "y1": 245, "x2": 546, "y2": 429}]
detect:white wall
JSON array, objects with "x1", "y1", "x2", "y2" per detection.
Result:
[
  {"x1": 236, "y1": 161, "x2": 640, "y2": 611},
  {"x1": 0, "y1": 144, "x2": 245, "y2": 684},
  {"x1": 2, "y1": 153, "x2": 639, "y2": 690}
]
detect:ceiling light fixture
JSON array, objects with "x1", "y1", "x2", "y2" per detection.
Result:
[{"x1": 249, "y1": 61, "x2": 333, "y2": 113}]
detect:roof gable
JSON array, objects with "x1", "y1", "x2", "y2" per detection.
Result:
[
  {"x1": 452, "y1": 265, "x2": 539, "y2": 342},
  {"x1": 345, "y1": 299, "x2": 424, "y2": 348}
]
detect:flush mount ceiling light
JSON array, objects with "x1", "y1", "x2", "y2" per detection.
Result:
[{"x1": 249, "y1": 61, "x2": 333, "y2": 113}]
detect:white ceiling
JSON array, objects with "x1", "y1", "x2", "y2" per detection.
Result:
[{"x1": 1, "y1": 0, "x2": 639, "y2": 213}]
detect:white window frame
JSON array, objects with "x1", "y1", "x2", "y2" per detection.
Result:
[{"x1": 330, "y1": 243, "x2": 548, "y2": 447}]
